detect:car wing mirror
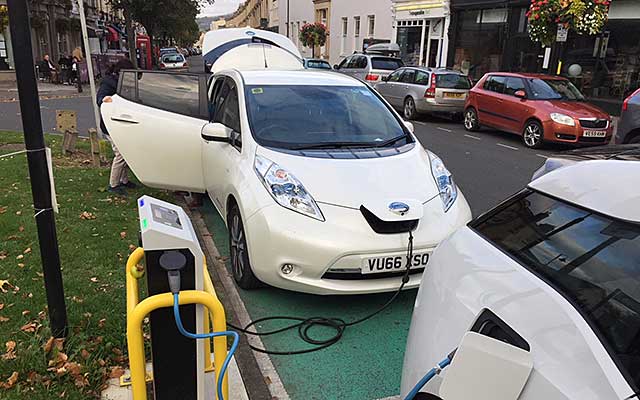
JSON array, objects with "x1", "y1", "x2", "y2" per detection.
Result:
[
  {"x1": 333, "y1": 64, "x2": 339, "y2": 69},
  {"x1": 201, "y1": 122, "x2": 232, "y2": 143},
  {"x1": 439, "y1": 332, "x2": 533, "y2": 400},
  {"x1": 515, "y1": 90, "x2": 527, "y2": 99},
  {"x1": 403, "y1": 120, "x2": 414, "y2": 133}
]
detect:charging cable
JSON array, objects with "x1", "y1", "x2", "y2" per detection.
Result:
[
  {"x1": 160, "y1": 250, "x2": 239, "y2": 400},
  {"x1": 226, "y1": 230, "x2": 416, "y2": 355},
  {"x1": 403, "y1": 350, "x2": 456, "y2": 400}
]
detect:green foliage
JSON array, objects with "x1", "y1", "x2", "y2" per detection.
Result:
[
  {"x1": 299, "y1": 22, "x2": 328, "y2": 49},
  {"x1": 527, "y1": 0, "x2": 611, "y2": 46}
]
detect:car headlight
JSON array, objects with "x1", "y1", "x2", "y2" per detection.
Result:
[
  {"x1": 550, "y1": 113, "x2": 575, "y2": 126},
  {"x1": 428, "y1": 152, "x2": 457, "y2": 212},
  {"x1": 254, "y1": 154, "x2": 324, "y2": 221}
]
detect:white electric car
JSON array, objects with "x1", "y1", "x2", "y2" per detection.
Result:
[
  {"x1": 401, "y1": 160, "x2": 640, "y2": 399},
  {"x1": 101, "y1": 29, "x2": 471, "y2": 295}
]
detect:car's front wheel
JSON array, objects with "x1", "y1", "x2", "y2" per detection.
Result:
[
  {"x1": 523, "y1": 120, "x2": 544, "y2": 149},
  {"x1": 404, "y1": 97, "x2": 418, "y2": 120},
  {"x1": 228, "y1": 204, "x2": 261, "y2": 289},
  {"x1": 463, "y1": 107, "x2": 480, "y2": 131}
]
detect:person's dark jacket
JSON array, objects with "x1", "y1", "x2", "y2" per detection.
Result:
[{"x1": 97, "y1": 74, "x2": 118, "y2": 136}]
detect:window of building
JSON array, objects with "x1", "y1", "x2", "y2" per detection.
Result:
[
  {"x1": 354, "y1": 16, "x2": 361, "y2": 51},
  {"x1": 341, "y1": 17, "x2": 348, "y2": 55},
  {"x1": 471, "y1": 190, "x2": 640, "y2": 391},
  {"x1": 367, "y1": 15, "x2": 375, "y2": 36},
  {"x1": 296, "y1": 21, "x2": 301, "y2": 46}
]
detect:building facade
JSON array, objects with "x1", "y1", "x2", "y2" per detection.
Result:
[{"x1": 226, "y1": 0, "x2": 279, "y2": 31}]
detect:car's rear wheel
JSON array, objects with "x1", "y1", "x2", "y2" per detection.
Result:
[
  {"x1": 228, "y1": 204, "x2": 261, "y2": 290},
  {"x1": 463, "y1": 107, "x2": 480, "y2": 131},
  {"x1": 523, "y1": 120, "x2": 544, "y2": 149},
  {"x1": 404, "y1": 97, "x2": 417, "y2": 120}
]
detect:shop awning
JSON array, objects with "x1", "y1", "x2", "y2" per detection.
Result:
[{"x1": 107, "y1": 26, "x2": 119, "y2": 42}]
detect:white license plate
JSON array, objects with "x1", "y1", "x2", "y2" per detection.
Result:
[
  {"x1": 444, "y1": 92, "x2": 464, "y2": 99},
  {"x1": 583, "y1": 130, "x2": 606, "y2": 137},
  {"x1": 362, "y1": 252, "x2": 429, "y2": 274}
]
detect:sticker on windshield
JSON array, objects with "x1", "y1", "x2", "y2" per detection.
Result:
[{"x1": 251, "y1": 88, "x2": 264, "y2": 94}]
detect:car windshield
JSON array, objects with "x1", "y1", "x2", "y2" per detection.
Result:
[
  {"x1": 162, "y1": 54, "x2": 184, "y2": 63},
  {"x1": 244, "y1": 84, "x2": 408, "y2": 149},
  {"x1": 371, "y1": 57, "x2": 404, "y2": 70},
  {"x1": 472, "y1": 190, "x2": 640, "y2": 391},
  {"x1": 528, "y1": 78, "x2": 585, "y2": 101},
  {"x1": 306, "y1": 60, "x2": 331, "y2": 69},
  {"x1": 436, "y1": 74, "x2": 472, "y2": 89}
]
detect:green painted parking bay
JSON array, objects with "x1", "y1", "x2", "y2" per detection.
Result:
[{"x1": 199, "y1": 199, "x2": 417, "y2": 400}]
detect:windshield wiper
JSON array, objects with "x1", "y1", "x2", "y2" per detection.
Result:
[
  {"x1": 374, "y1": 134, "x2": 410, "y2": 147},
  {"x1": 290, "y1": 141, "x2": 372, "y2": 150}
]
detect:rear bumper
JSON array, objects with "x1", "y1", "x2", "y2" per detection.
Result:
[
  {"x1": 542, "y1": 120, "x2": 613, "y2": 146},
  {"x1": 416, "y1": 99, "x2": 465, "y2": 113}
]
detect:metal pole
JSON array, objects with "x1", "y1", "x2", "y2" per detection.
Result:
[
  {"x1": 286, "y1": 0, "x2": 290, "y2": 37},
  {"x1": 7, "y1": 0, "x2": 68, "y2": 338},
  {"x1": 77, "y1": 0, "x2": 102, "y2": 139}
]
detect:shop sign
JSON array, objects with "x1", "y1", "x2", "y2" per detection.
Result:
[
  {"x1": 556, "y1": 24, "x2": 568, "y2": 42},
  {"x1": 409, "y1": 10, "x2": 426, "y2": 16}
]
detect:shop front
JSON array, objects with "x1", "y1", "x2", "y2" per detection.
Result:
[
  {"x1": 447, "y1": 0, "x2": 541, "y2": 81},
  {"x1": 392, "y1": 0, "x2": 449, "y2": 67}
]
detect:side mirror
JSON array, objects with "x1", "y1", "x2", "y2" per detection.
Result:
[
  {"x1": 201, "y1": 122, "x2": 232, "y2": 143},
  {"x1": 403, "y1": 120, "x2": 414, "y2": 133},
  {"x1": 514, "y1": 90, "x2": 527, "y2": 99},
  {"x1": 333, "y1": 64, "x2": 339, "y2": 70}
]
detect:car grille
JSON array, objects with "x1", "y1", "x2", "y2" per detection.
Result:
[
  {"x1": 323, "y1": 268, "x2": 424, "y2": 280},
  {"x1": 579, "y1": 136, "x2": 609, "y2": 144},
  {"x1": 579, "y1": 119, "x2": 609, "y2": 129},
  {"x1": 360, "y1": 206, "x2": 418, "y2": 234}
]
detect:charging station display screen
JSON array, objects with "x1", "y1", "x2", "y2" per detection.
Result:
[{"x1": 150, "y1": 204, "x2": 183, "y2": 229}]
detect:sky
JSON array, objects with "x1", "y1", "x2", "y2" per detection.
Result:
[{"x1": 198, "y1": 0, "x2": 242, "y2": 18}]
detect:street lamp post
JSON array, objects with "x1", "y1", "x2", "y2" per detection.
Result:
[{"x1": 7, "y1": 0, "x2": 68, "y2": 338}]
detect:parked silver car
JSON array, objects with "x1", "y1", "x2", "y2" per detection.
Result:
[
  {"x1": 334, "y1": 53, "x2": 404, "y2": 85},
  {"x1": 374, "y1": 67, "x2": 472, "y2": 120},
  {"x1": 616, "y1": 88, "x2": 640, "y2": 144}
]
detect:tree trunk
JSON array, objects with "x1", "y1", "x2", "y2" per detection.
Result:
[{"x1": 123, "y1": 6, "x2": 137, "y2": 68}]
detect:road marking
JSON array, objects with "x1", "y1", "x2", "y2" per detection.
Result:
[
  {"x1": 464, "y1": 134, "x2": 481, "y2": 140},
  {"x1": 437, "y1": 127, "x2": 452, "y2": 132},
  {"x1": 413, "y1": 121, "x2": 426, "y2": 126},
  {"x1": 536, "y1": 153, "x2": 549, "y2": 159},
  {"x1": 496, "y1": 143, "x2": 519, "y2": 150}
]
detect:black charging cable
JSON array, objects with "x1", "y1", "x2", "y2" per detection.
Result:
[{"x1": 226, "y1": 230, "x2": 416, "y2": 355}]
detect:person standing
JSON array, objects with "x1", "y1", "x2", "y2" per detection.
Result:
[
  {"x1": 97, "y1": 58, "x2": 135, "y2": 195},
  {"x1": 71, "y1": 56, "x2": 83, "y2": 93}
]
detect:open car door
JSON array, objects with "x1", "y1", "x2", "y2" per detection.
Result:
[{"x1": 100, "y1": 70, "x2": 208, "y2": 193}]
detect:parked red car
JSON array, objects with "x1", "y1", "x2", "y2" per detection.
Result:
[{"x1": 463, "y1": 73, "x2": 612, "y2": 148}]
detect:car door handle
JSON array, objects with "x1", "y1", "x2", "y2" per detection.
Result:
[{"x1": 110, "y1": 114, "x2": 139, "y2": 124}]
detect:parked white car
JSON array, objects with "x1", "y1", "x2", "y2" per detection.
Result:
[
  {"x1": 401, "y1": 160, "x2": 640, "y2": 399},
  {"x1": 101, "y1": 29, "x2": 471, "y2": 295}
]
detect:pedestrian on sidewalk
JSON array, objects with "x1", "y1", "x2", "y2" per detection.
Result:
[
  {"x1": 97, "y1": 58, "x2": 135, "y2": 195},
  {"x1": 42, "y1": 55, "x2": 59, "y2": 83},
  {"x1": 71, "y1": 56, "x2": 83, "y2": 93}
]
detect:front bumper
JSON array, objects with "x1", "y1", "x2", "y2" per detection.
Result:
[
  {"x1": 542, "y1": 120, "x2": 613, "y2": 145},
  {"x1": 243, "y1": 192, "x2": 471, "y2": 295}
]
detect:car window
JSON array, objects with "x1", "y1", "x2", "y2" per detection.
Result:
[
  {"x1": 119, "y1": 71, "x2": 136, "y2": 101},
  {"x1": 357, "y1": 56, "x2": 368, "y2": 68},
  {"x1": 387, "y1": 69, "x2": 403, "y2": 82},
  {"x1": 346, "y1": 56, "x2": 360, "y2": 69},
  {"x1": 213, "y1": 80, "x2": 241, "y2": 134},
  {"x1": 414, "y1": 70, "x2": 430, "y2": 85},
  {"x1": 484, "y1": 76, "x2": 507, "y2": 94},
  {"x1": 371, "y1": 57, "x2": 404, "y2": 71},
  {"x1": 306, "y1": 60, "x2": 332, "y2": 69},
  {"x1": 471, "y1": 190, "x2": 640, "y2": 391},
  {"x1": 400, "y1": 69, "x2": 416, "y2": 83},
  {"x1": 436, "y1": 74, "x2": 472, "y2": 89},
  {"x1": 337, "y1": 56, "x2": 350, "y2": 69},
  {"x1": 244, "y1": 84, "x2": 409, "y2": 149},
  {"x1": 528, "y1": 78, "x2": 585, "y2": 101},
  {"x1": 162, "y1": 54, "x2": 184, "y2": 63},
  {"x1": 136, "y1": 72, "x2": 200, "y2": 117},
  {"x1": 505, "y1": 77, "x2": 526, "y2": 96}
]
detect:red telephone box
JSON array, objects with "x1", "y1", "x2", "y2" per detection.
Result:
[{"x1": 136, "y1": 35, "x2": 152, "y2": 70}]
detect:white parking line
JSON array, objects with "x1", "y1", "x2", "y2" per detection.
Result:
[
  {"x1": 437, "y1": 127, "x2": 452, "y2": 132},
  {"x1": 464, "y1": 134, "x2": 481, "y2": 140},
  {"x1": 496, "y1": 143, "x2": 519, "y2": 151},
  {"x1": 413, "y1": 121, "x2": 426, "y2": 126},
  {"x1": 536, "y1": 154, "x2": 549, "y2": 159}
]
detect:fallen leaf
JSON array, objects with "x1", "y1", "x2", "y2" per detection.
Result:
[
  {"x1": 1, "y1": 371, "x2": 18, "y2": 389},
  {"x1": 98, "y1": 318, "x2": 106, "y2": 328},
  {"x1": 0, "y1": 251, "x2": 7, "y2": 260},
  {"x1": 2, "y1": 341, "x2": 16, "y2": 361},
  {"x1": 23, "y1": 247, "x2": 31, "y2": 254},
  {"x1": 80, "y1": 349, "x2": 90, "y2": 360},
  {"x1": 20, "y1": 321, "x2": 39, "y2": 333},
  {"x1": 79, "y1": 211, "x2": 96, "y2": 220},
  {"x1": 17, "y1": 263, "x2": 24, "y2": 268},
  {"x1": 90, "y1": 277, "x2": 98, "y2": 283},
  {"x1": 15, "y1": 211, "x2": 21, "y2": 216},
  {"x1": 0, "y1": 206, "x2": 7, "y2": 214},
  {"x1": 21, "y1": 310, "x2": 30, "y2": 316},
  {"x1": 119, "y1": 231, "x2": 127, "y2": 239},
  {"x1": 0, "y1": 304, "x2": 3, "y2": 310},
  {"x1": 128, "y1": 244, "x2": 136, "y2": 251},
  {"x1": 108, "y1": 366, "x2": 124, "y2": 379},
  {"x1": 0, "y1": 280, "x2": 13, "y2": 293},
  {"x1": 5, "y1": 341, "x2": 15, "y2": 352},
  {"x1": 18, "y1": 226, "x2": 24, "y2": 232},
  {"x1": 16, "y1": 254, "x2": 23, "y2": 260},
  {"x1": 0, "y1": 317, "x2": 9, "y2": 323}
]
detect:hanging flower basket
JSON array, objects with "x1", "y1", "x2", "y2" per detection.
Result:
[
  {"x1": 0, "y1": 6, "x2": 8, "y2": 33},
  {"x1": 299, "y1": 22, "x2": 328, "y2": 50},
  {"x1": 527, "y1": 0, "x2": 611, "y2": 46}
]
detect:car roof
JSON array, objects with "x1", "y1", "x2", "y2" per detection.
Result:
[
  {"x1": 528, "y1": 160, "x2": 640, "y2": 222},
  {"x1": 485, "y1": 72, "x2": 567, "y2": 80},
  {"x1": 401, "y1": 66, "x2": 466, "y2": 75},
  {"x1": 238, "y1": 69, "x2": 365, "y2": 87}
]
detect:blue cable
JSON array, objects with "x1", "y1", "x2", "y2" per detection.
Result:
[
  {"x1": 173, "y1": 293, "x2": 240, "y2": 400},
  {"x1": 403, "y1": 356, "x2": 452, "y2": 400}
]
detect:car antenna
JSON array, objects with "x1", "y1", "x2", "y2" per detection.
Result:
[{"x1": 262, "y1": 43, "x2": 268, "y2": 69}]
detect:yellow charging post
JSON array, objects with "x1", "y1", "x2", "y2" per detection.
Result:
[{"x1": 124, "y1": 196, "x2": 230, "y2": 400}]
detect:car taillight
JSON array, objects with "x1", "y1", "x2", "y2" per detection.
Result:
[
  {"x1": 160, "y1": 63, "x2": 166, "y2": 69},
  {"x1": 424, "y1": 74, "x2": 437, "y2": 98},
  {"x1": 623, "y1": 88, "x2": 640, "y2": 112},
  {"x1": 184, "y1": 62, "x2": 188, "y2": 67},
  {"x1": 365, "y1": 74, "x2": 379, "y2": 81}
]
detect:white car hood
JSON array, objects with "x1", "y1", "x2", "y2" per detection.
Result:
[{"x1": 256, "y1": 145, "x2": 440, "y2": 216}]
